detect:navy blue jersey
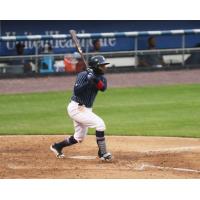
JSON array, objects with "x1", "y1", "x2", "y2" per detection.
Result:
[{"x1": 71, "y1": 71, "x2": 107, "y2": 108}]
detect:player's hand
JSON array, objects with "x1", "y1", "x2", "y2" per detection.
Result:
[
  {"x1": 87, "y1": 68, "x2": 99, "y2": 84},
  {"x1": 87, "y1": 72, "x2": 95, "y2": 81},
  {"x1": 87, "y1": 69, "x2": 96, "y2": 82},
  {"x1": 86, "y1": 68, "x2": 94, "y2": 74}
]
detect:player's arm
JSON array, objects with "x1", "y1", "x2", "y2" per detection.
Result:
[
  {"x1": 87, "y1": 69, "x2": 107, "y2": 91},
  {"x1": 95, "y1": 76, "x2": 107, "y2": 92}
]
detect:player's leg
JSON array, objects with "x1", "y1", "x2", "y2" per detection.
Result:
[
  {"x1": 69, "y1": 108, "x2": 112, "y2": 161},
  {"x1": 50, "y1": 135, "x2": 78, "y2": 158},
  {"x1": 50, "y1": 102, "x2": 85, "y2": 158},
  {"x1": 51, "y1": 101, "x2": 111, "y2": 160},
  {"x1": 73, "y1": 120, "x2": 88, "y2": 142},
  {"x1": 90, "y1": 113, "x2": 112, "y2": 161},
  {"x1": 50, "y1": 121, "x2": 88, "y2": 158},
  {"x1": 96, "y1": 130, "x2": 112, "y2": 161}
]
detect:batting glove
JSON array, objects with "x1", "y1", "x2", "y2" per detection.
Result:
[
  {"x1": 86, "y1": 68, "x2": 94, "y2": 74},
  {"x1": 87, "y1": 72, "x2": 95, "y2": 81}
]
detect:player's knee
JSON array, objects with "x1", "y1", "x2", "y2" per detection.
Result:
[
  {"x1": 96, "y1": 119, "x2": 106, "y2": 131},
  {"x1": 74, "y1": 133, "x2": 86, "y2": 143}
]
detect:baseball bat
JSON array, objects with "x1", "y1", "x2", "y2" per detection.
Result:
[{"x1": 69, "y1": 29, "x2": 88, "y2": 68}]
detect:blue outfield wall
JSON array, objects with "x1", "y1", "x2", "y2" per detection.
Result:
[{"x1": 1, "y1": 20, "x2": 200, "y2": 56}]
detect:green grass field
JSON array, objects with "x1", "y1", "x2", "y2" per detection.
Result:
[{"x1": 0, "y1": 84, "x2": 200, "y2": 137}]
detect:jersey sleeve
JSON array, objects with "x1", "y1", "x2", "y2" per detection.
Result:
[{"x1": 96, "y1": 76, "x2": 107, "y2": 92}]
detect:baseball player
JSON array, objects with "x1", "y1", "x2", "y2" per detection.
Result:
[{"x1": 50, "y1": 55, "x2": 112, "y2": 161}]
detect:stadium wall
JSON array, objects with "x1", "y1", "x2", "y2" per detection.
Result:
[{"x1": 1, "y1": 20, "x2": 200, "y2": 55}]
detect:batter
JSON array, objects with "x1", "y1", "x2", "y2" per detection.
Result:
[{"x1": 50, "y1": 55, "x2": 112, "y2": 161}]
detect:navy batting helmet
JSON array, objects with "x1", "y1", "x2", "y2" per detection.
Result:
[{"x1": 88, "y1": 55, "x2": 110, "y2": 74}]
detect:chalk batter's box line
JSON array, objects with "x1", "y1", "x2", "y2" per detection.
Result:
[
  {"x1": 135, "y1": 163, "x2": 200, "y2": 173},
  {"x1": 137, "y1": 146, "x2": 200, "y2": 155}
]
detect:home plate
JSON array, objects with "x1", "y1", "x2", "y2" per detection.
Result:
[{"x1": 68, "y1": 155, "x2": 97, "y2": 160}]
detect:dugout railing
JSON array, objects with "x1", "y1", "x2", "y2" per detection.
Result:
[{"x1": 0, "y1": 29, "x2": 200, "y2": 75}]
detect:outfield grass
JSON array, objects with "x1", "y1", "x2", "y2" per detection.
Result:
[{"x1": 0, "y1": 84, "x2": 200, "y2": 137}]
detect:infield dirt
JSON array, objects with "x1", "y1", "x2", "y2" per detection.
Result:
[{"x1": 0, "y1": 135, "x2": 200, "y2": 179}]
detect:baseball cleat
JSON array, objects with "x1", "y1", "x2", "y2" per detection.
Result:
[
  {"x1": 50, "y1": 144, "x2": 65, "y2": 159},
  {"x1": 99, "y1": 152, "x2": 112, "y2": 161}
]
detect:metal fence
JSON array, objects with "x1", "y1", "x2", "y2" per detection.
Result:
[{"x1": 1, "y1": 28, "x2": 200, "y2": 75}]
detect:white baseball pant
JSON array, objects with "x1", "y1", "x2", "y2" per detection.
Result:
[{"x1": 67, "y1": 101, "x2": 106, "y2": 142}]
